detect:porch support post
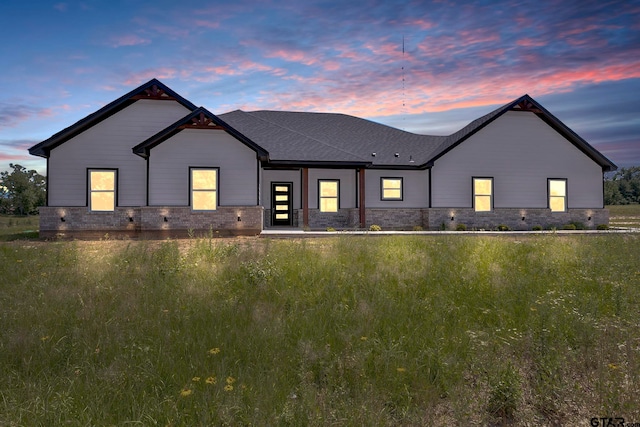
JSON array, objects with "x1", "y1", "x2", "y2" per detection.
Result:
[
  {"x1": 359, "y1": 168, "x2": 366, "y2": 227},
  {"x1": 302, "y1": 167, "x2": 309, "y2": 228}
]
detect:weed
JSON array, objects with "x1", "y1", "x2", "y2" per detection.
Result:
[
  {"x1": 455, "y1": 223, "x2": 467, "y2": 231},
  {"x1": 487, "y1": 362, "x2": 521, "y2": 421},
  {"x1": 369, "y1": 224, "x2": 382, "y2": 231}
]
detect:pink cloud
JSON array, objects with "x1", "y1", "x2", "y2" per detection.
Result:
[
  {"x1": 194, "y1": 20, "x2": 220, "y2": 29},
  {"x1": 121, "y1": 68, "x2": 179, "y2": 86},
  {"x1": 108, "y1": 34, "x2": 151, "y2": 48},
  {"x1": 516, "y1": 38, "x2": 547, "y2": 47}
]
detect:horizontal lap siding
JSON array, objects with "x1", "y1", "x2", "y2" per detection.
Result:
[
  {"x1": 148, "y1": 129, "x2": 258, "y2": 206},
  {"x1": 365, "y1": 169, "x2": 429, "y2": 208},
  {"x1": 48, "y1": 100, "x2": 191, "y2": 206},
  {"x1": 431, "y1": 111, "x2": 603, "y2": 208},
  {"x1": 262, "y1": 169, "x2": 301, "y2": 209}
]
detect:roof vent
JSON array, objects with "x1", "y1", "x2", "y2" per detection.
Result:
[
  {"x1": 371, "y1": 152, "x2": 376, "y2": 157},
  {"x1": 394, "y1": 153, "x2": 399, "y2": 158}
]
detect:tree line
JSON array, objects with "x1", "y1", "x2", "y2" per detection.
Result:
[
  {"x1": 0, "y1": 164, "x2": 46, "y2": 215},
  {"x1": 604, "y1": 166, "x2": 640, "y2": 205}
]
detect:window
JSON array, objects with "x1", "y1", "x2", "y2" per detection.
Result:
[
  {"x1": 89, "y1": 169, "x2": 116, "y2": 211},
  {"x1": 191, "y1": 168, "x2": 218, "y2": 210},
  {"x1": 319, "y1": 180, "x2": 339, "y2": 212},
  {"x1": 473, "y1": 177, "x2": 493, "y2": 212},
  {"x1": 549, "y1": 179, "x2": 567, "y2": 212},
  {"x1": 381, "y1": 177, "x2": 403, "y2": 200}
]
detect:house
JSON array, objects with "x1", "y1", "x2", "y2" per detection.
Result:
[{"x1": 29, "y1": 78, "x2": 616, "y2": 238}]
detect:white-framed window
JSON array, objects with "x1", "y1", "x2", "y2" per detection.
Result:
[
  {"x1": 473, "y1": 177, "x2": 493, "y2": 212},
  {"x1": 191, "y1": 168, "x2": 218, "y2": 211},
  {"x1": 319, "y1": 180, "x2": 339, "y2": 212},
  {"x1": 549, "y1": 178, "x2": 567, "y2": 212},
  {"x1": 89, "y1": 169, "x2": 116, "y2": 211},
  {"x1": 381, "y1": 177, "x2": 403, "y2": 201}
]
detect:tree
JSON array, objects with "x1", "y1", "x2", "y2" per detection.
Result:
[
  {"x1": 604, "y1": 166, "x2": 640, "y2": 205},
  {"x1": 0, "y1": 164, "x2": 46, "y2": 215}
]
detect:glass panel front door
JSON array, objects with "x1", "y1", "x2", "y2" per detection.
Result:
[{"x1": 272, "y1": 183, "x2": 293, "y2": 226}]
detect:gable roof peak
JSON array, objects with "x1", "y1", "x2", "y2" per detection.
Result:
[{"x1": 29, "y1": 78, "x2": 197, "y2": 158}]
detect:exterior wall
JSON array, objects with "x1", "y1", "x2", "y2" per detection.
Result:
[
  {"x1": 308, "y1": 169, "x2": 357, "y2": 209},
  {"x1": 39, "y1": 206, "x2": 263, "y2": 238},
  {"x1": 365, "y1": 169, "x2": 429, "y2": 208},
  {"x1": 148, "y1": 129, "x2": 259, "y2": 206},
  {"x1": 365, "y1": 208, "x2": 428, "y2": 229},
  {"x1": 431, "y1": 111, "x2": 604, "y2": 209},
  {"x1": 261, "y1": 169, "x2": 302, "y2": 209},
  {"x1": 48, "y1": 100, "x2": 191, "y2": 207},
  {"x1": 428, "y1": 208, "x2": 609, "y2": 230}
]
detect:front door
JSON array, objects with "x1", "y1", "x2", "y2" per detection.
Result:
[{"x1": 271, "y1": 183, "x2": 293, "y2": 226}]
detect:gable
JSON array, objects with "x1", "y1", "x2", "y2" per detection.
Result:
[{"x1": 29, "y1": 79, "x2": 197, "y2": 158}]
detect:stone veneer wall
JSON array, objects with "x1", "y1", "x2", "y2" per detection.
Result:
[
  {"x1": 270, "y1": 207, "x2": 608, "y2": 230},
  {"x1": 428, "y1": 208, "x2": 609, "y2": 230},
  {"x1": 39, "y1": 206, "x2": 263, "y2": 238}
]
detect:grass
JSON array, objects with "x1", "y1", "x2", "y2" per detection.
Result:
[
  {"x1": 0, "y1": 215, "x2": 39, "y2": 241},
  {"x1": 607, "y1": 204, "x2": 640, "y2": 229},
  {"x1": 1, "y1": 234, "x2": 639, "y2": 425}
]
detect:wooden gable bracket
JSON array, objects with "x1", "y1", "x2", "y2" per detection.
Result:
[
  {"x1": 179, "y1": 112, "x2": 224, "y2": 129},
  {"x1": 512, "y1": 99, "x2": 542, "y2": 113},
  {"x1": 131, "y1": 84, "x2": 177, "y2": 101}
]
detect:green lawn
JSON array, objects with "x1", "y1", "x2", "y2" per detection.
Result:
[
  {"x1": 1, "y1": 235, "x2": 639, "y2": 425},
  {"x1": 607, "y1": 204, "x2": 640, "y2": 229},
  {"x1": 0, "y1": 215, "x2": 39, "y2": 241}
]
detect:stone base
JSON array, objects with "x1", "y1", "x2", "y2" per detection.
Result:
[{"x1": 39, "y1": 206, "x2": 263, "y2": 239}]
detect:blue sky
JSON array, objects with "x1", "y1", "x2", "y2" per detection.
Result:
[{"x1": 1, "y1": 0, "x2": 639, "y2": 174}]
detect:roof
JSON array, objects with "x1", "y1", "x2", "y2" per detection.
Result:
[
  {"x1": 218, "y1": 110, "x2": 445, "y2": 168},
  {"x1": 28, "y1": 79, "x2": 197, "y2": 158},
  {"x1": 426, "y1": 94, "x2": 617, "y2": 171}
]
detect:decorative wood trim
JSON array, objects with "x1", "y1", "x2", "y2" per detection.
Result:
[
  {"x1": 131, "y1": 84, "x2": 177, "y2": 101},
  {"x1": 178, "y1": 112, "x2": 224, "y2": 129},
  {"x1": 512, "y1": 99, "x2": 542, "y2": 113}
]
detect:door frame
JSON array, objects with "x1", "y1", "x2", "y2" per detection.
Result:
[{"x1": 271, "y1": 182, "x2": 293, "y2": 226}]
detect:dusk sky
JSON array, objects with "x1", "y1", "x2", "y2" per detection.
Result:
[{"x1": 1, "y1": 0, "x2": 639, "y2": 175}]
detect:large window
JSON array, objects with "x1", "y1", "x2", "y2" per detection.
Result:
[
  {"x1": 89, "y1": 169, "x2": 116, "y2": 211},
  {"x1": 191, "y1": 168, "x2": 218, "y2": 211},
  {"x1": 549, "y1": 179, "x2": 567, "y2": 212},
  {"x1": 381, "y1": 177, "x2": 403, "y2": 200},
  {"x1": 319, "y1": 180, "x2": 339, "y2": 212},
  {"x1": 473, "y1": 177, "x2": 493, "y2": 212}
]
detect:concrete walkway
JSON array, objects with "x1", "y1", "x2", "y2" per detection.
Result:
[{"x1": 260, "y1": 228, "x2": 640, "y2": 238}]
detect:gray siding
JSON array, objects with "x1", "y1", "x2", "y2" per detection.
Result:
[
  {"x1": 308, "y1": 169, "x2": 357, "y2": 209},
  {"x1": 365, "y1": 169, "x2": 429, "y2": 208},
  {"x1": 48, "y1": 100, "x2": 191, "y2": 206},
  {"x1": 262, "y1": 169, "x2": 301, "y2": 209},
  {"x1": 431, "y1": 111, "x2": 603, "y2": 208},
  {"x1": 148, "y1": 129, "x2": 258, "y2": 206}
]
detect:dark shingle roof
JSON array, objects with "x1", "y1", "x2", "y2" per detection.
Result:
[
  {"x1": 218, "y1": 110, "x2": 445, "y2": 167},
  {"x1": 219, "y1": 94, "x2": 615, "y2": 171},
  {"x1": 29, "y1": 79, "x2": 197, "y2": 158}
]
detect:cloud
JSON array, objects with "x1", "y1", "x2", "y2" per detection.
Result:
[
  {"x1": 0, "y1": 103, "x2": 54, "y2": 129},
  {"x1": 108, "y1": 34, "x2": 151, "y2": 48}
]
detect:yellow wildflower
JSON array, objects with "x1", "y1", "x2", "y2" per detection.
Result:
[
  {"x1": 40, "y1": 335, "x2": 50, "y2": 342},
  {"x1": 396, "y1": 367, "x2": 406, "y2": 373},
  {"x1": 360, "y1": 336, "x2": 368, "y2": 341},
  {"x1": 180, "y1": 389, "x2": 193, "y2": 397},
  {"x1": 224, "y1": 384, "x2": 233, "y2": 392},
  {"x1": 226, "y1": 376, "x2": 236, "y2": 384},
  {"x1": 208, "y1": 347, "x2": 221, "y2": 355},
  {"x1": 192, "y1": 377, "x2": 201, "y2": 382},
  {"x1": 206, "y1": 376, "x2": 217, "y2": 384},
  {"x1": 608, "y1": 363, "x2": 618, "y2": 370}
]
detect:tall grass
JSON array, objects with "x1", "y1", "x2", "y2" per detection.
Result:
[{"x1": 1, "y1": 235, "x2": 639, "y2": 425}]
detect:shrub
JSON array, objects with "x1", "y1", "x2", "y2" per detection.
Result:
[
  {"x1": 369, "y1": 224, "x2": 382, "y2": 231},
  {"x1": 597, "y1": 223, "x2": 609, "y2": 230},
  {"x1": 326, "y1": 227, "x2": 336, "y2": 232},
  {"x1": 455, "y1": 223, "x2": 467, "y2": 231},
  {"x1": 570, "y1": 221, "x2": 586, "y2": 230},
  {"x1": 497, "y1": 224, "x2": 511, "y2": 231},
  {"x1": 532, "y1": 225, "x2": 543, "y2": 231},
  {"x1": 412, "y1": 225, "x2": 424, "y2": 231},
  {"x1": 562, "y1": 223, "x2": 577, "y2": 230}
]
